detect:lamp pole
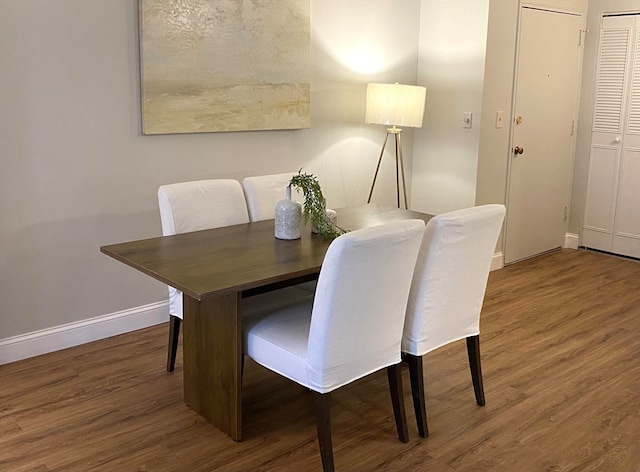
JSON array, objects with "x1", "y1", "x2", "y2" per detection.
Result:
[{"x1": 367, "y1": 126, "x2": 408, "y2": 209}]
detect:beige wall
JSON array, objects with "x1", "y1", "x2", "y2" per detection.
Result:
[{"x1": 0, "y1": 0, "x2": 421, "y2": 340}]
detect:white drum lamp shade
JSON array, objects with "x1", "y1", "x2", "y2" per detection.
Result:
[{"x1": 365, "y1": 83, "x2": 426, "y2": 129}]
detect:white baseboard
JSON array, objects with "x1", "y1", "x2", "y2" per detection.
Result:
[
  {"x1": 565, "y1": 233, "x2": 579, "y2": 250},
  {"x1": 0, "y1": 301, "x2": 168, "y2": 366},
  {"x1": 490, "y1": 252, "x2": 504, "y2": 271}
]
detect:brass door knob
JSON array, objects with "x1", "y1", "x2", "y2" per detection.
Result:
[{"x1": 513, "y1": 146, "x2": 524, "y2": 155}]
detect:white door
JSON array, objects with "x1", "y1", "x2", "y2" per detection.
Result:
[
  {"x1": 504, "y1": 7, "x2": 585, "y2": 264},
  {"x1": 582, "y1": 15, "x2": 640, "y2": 259}
]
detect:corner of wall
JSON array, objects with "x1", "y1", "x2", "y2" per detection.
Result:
[
  {"x1": 564, "y1": 233, "x2": 580, "y2": 250},
  {"x1": 490, "y1": 251, "x2": 504, "y2": 271}
]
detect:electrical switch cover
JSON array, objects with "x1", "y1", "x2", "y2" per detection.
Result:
[{"x1": 463, "y1": 112, "x2": 472, "y2": 128}]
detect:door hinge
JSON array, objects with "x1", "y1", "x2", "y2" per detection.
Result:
[
  {"x1": 578, "y1": 29, "x2": 585, "y2": 46},
  {"x1": 571, "y1": 120, "x2": 575, "y2": 136},
  {"x1": 564, "y1": 206, "x2": 568, "y2": 221}
]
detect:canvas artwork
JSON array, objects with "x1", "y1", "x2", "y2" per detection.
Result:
[{"x1": 139, "y1": 0, "x2": 310, "y2": 134}]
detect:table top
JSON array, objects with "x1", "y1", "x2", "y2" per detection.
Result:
[{"x1": 100, "y1": 204, "x2": 433, "y2": 301}]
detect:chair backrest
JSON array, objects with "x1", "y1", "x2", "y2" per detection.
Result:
[
  {"x1": 158, "y1": 179, "x2": 250, "y2": 236},
  {"x1": 402, "y1": 204, "x2": 506, "y2": 356},
  {"x1": 157, "y1": 179, "x2": 250, "y2": 318},
  {"x1": 242, "y1": 172, "x2": 302, "y2": 222},
  {"x1": 306, "y1": 219, "x2": 425, "y2": 392}
]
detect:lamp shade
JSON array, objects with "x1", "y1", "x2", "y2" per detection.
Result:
[{"x1": 365, "y1": 83, "x2": 426, "y2": 128}]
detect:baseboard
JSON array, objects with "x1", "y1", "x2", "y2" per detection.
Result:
[
  {"x1": 565, "y1": 233, "x2": 579, "y2": 250},
  {"x1": 490, "y1": 252, "x2": 504, "y2": 271},
  {"x1": 0, "y1": 301, "x2": 168, "y2": 366}
]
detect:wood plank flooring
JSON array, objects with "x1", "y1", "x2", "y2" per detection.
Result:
[{"x1": 1, "y1": 249, "x2": 638, "y2": 471}]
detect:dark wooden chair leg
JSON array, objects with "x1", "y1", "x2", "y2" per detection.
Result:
[
  {"x1": 167, "y1": 315, "x2": 181, "y2": 372},
  {"x1": 404, "y1": 353, "x2": 428, "y2": 438},
  {"x1": 314, "y1": 392, "x2": 335, "y2": 472},
  {"x1": 466, "y1": 335, "x2": 485, "y2": 406},
  {"x1": 387, "y1": 363, "x2": 409, "y2": 443}
]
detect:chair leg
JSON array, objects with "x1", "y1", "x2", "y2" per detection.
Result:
[
  {"x1": 387, "y1": 363, "x2": 409, "y2": 443},
  {"x1": 166, "y1": 315, "x2": 181, "y2": 372},
  {"x1": 466, "y1": 335, "x2": 486, "y2": 406},
  {"x1": 404, "y1": 353, "x2": 428, "y2": 438},
  {"x1": 314, "y1": 392, "x2": 335, "y2": 472}
]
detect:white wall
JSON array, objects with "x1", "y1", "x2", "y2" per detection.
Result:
[
  {"x1": 411, "y1": 0, "x2": 490, "y2": 215},
  {"x1": 0, "y1": 0, "x2": 421, "y2": 347}
]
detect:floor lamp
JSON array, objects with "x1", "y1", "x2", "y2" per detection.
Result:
[{"x1": 365, "y1": 83, "x2": 426, "y2": 209}]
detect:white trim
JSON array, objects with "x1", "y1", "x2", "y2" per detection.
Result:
[
  {"x1": 490, "y1": 251, "x2": 504, "y2": 271},
  {"x1": 0, "y1": 301, "x2": 168, "y2": 366},
  {"x1": 565, "y1": 232, "x2": 580, "y2": 249}
]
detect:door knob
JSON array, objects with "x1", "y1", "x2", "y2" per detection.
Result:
[
  {"x1": 614, "y1": 136, "x2": 622, "y2": 144},
  {"x1": 513, "y1": 146, "x2": 524, "y2": 155}
]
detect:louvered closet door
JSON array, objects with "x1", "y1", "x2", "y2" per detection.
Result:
[{"x1": 583, "y1": 15, "x2": 640, "y2": 259}]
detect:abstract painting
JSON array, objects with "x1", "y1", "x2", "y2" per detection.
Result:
[{"x1": 139, "y1": 0, "x2": 310, "y2": 134}]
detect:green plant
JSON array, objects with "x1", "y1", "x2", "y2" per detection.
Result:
[{"x1": 289, "y1": 170, "x2": 347, "y2": 240}]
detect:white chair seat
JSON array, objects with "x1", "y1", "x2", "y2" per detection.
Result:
[{"x1": 244, "y1": 299, "x2": 312, "y2": 384}]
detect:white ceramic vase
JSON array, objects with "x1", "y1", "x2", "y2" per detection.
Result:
[{"x1": 274, "y1": 186, "x2": 302, "y2": 240}]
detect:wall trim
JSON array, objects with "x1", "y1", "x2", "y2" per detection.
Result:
[
  {"x1": 0, "y1": 301, "x2": 168, "y2": 366},
  {"x1": 491, "y1": 251, "x2": 504, "y2": 271},
  {"x1": 565, "y1": 232, "x2": 579, "y2": 250}
]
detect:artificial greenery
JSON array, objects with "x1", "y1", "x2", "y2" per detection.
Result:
[{"x1": 289, "y1": 170, "x2": 347, "y2": 240}]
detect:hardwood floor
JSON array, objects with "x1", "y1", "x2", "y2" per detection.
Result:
[{"x1": 1, "y1": 249, "x2": 638, "y2": 471}]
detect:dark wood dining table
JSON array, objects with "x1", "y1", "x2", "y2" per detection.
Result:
[{"x1": 100, "y1": 204, "x2": 433, "y2": 441}]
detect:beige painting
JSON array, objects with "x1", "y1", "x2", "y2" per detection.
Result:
[{"x1": 139, "y1": 0, "x2": 310, "y2": 134}]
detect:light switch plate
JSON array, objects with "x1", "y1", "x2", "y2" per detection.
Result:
[{"x1": 463, "y1": 112, "x2": 472, "y2": 128}]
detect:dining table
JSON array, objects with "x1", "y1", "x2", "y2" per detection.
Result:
[{"x1": 100, "y1": 204, "x2": 433, "y2": 441}]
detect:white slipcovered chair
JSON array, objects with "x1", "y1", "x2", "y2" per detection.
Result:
[
  {"x1": 402, "y1": 204, "x2": 506, "y2": 437},
  {"x1": 242, "y1": 219, "x2": 425, "y2": 472},
  {"x1": 241, "y1": 172, "x2": 302, "y2": 222},
  {"x1": 242, "y1": 172, "x2": 317, "y2": 292},
  {"x1": 157, "y1": 179, "x2": 251, "y2": 372}
]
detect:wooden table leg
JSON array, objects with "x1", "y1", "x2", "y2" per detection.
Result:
[{"x1": 182, "y1": 292, "x2": 242, "y2": 441}]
